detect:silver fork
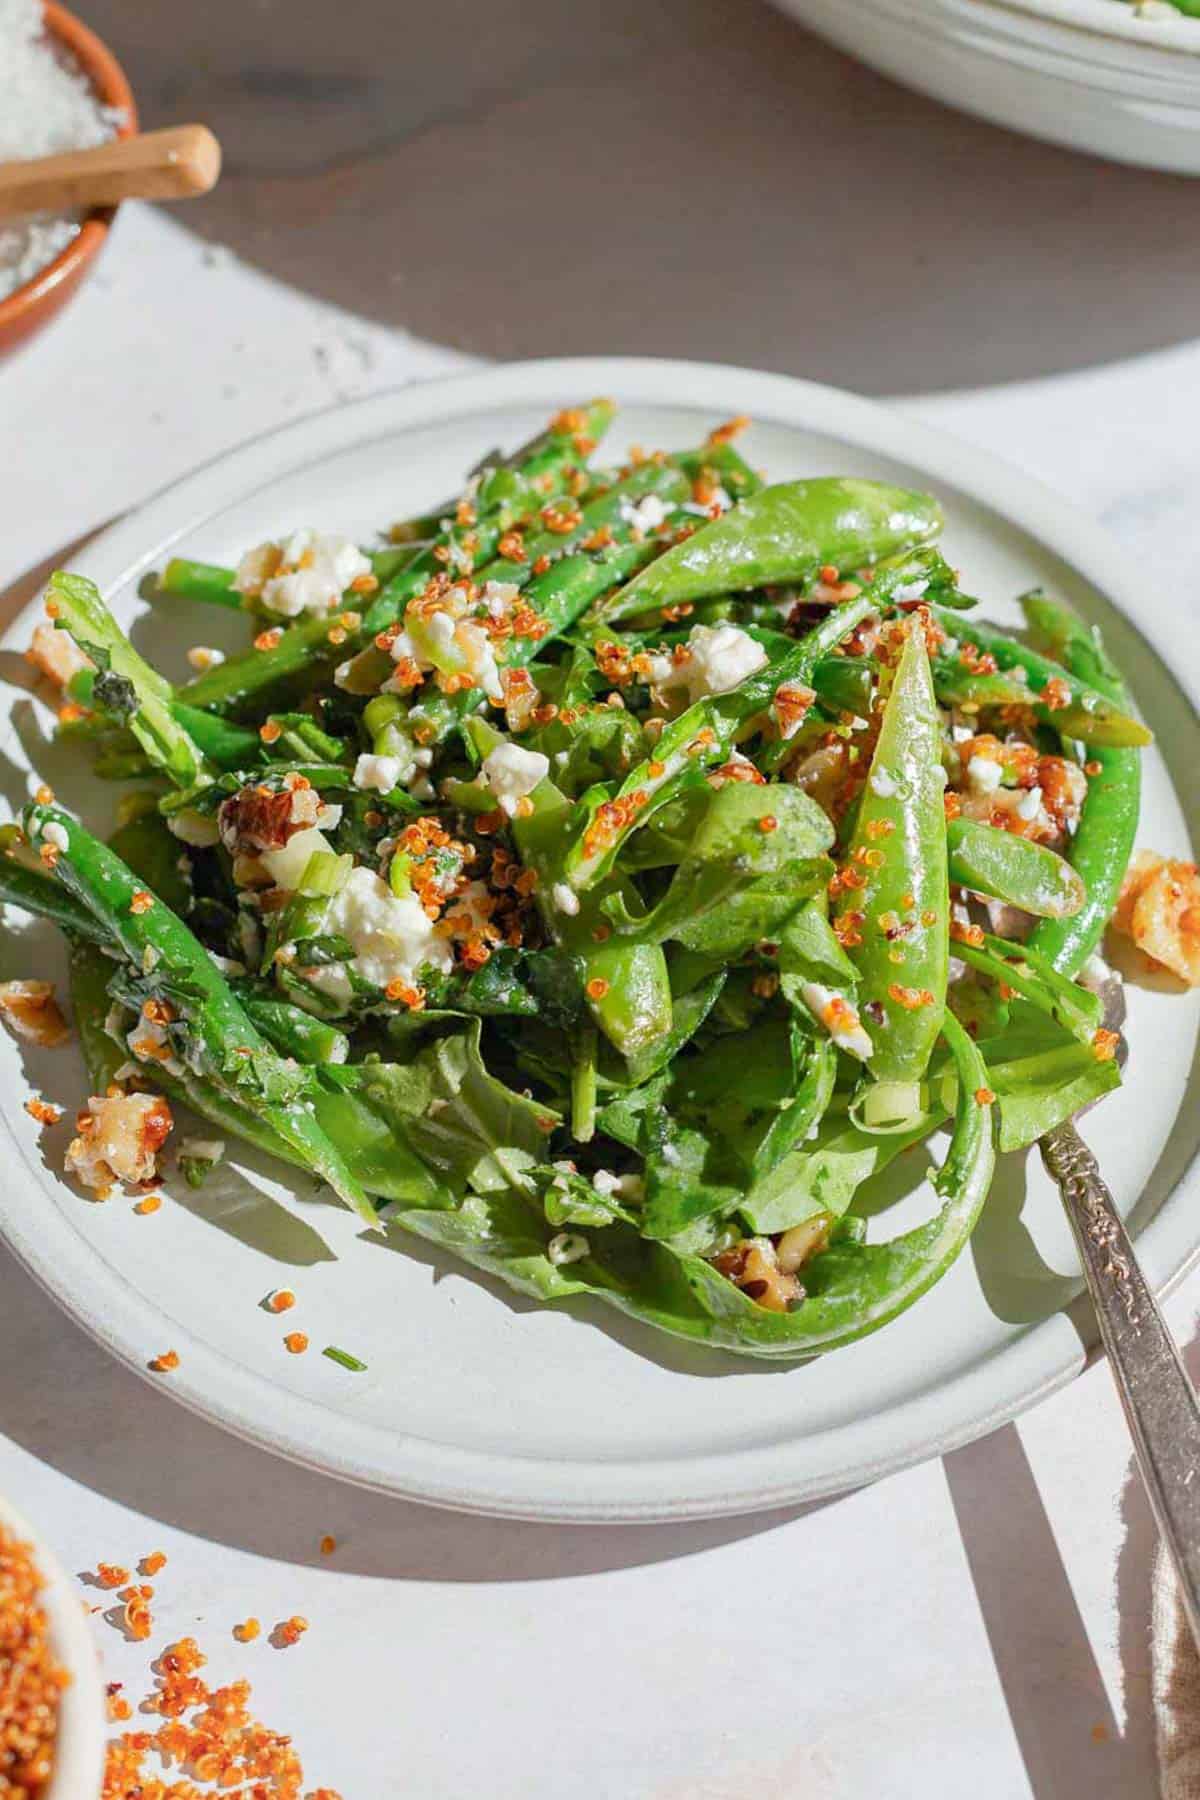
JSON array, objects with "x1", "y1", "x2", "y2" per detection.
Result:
[{"x1": 1040, "y1": 973, "x2": 1200, "y2": 1644}]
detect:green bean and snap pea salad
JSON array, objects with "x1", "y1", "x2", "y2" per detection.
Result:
[{"x1": 2, "y1": 403, "x2": 1192, "y2": 1360}]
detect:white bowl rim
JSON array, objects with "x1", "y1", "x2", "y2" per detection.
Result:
[
  {"x1": 0, "y1": 1491, "x2": 106, "y2": 1800},
  {"x1": 929, "y1": 0, "x2": 1200, "y2": 55}
]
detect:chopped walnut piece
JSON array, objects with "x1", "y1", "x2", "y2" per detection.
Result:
[
  {"x1": 0, "y1": 979, "x2": 70, "y2": 1047},
  {"x1": 1112, "y1": 850, "x2": 1200, "y2": 986},
  {"x1": 65, "y1": 1091, "x2": 173, "y2": 1196}
]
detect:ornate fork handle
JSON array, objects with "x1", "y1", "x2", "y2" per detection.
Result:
[{"x1": 1041, "y1": 1118, "x2": 1200, "y2": 1644}]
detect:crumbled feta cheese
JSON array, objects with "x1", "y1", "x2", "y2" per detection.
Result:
[
  {"x1": 682, "y1": 486, "x2": 733, "y2": 517},
  {"x1": 619, "y1": 493, "x2": 674, "y2": 533},
  {"x1": 481, "y1": 742, "x2": 550, "y2": 817},
  {"x1": 353, "y1": 752, "x2": 405, "y2": 794},
  {"x1": 233, "y1": 530, "x2": 370, "y2": 618},
  {"x1": 1015, "y1": 785, "x2": 1043, "y2": 822},
  {"x1": 126, "y1": 1010, "x2": 184, "y2": 1077},
  {"x1": 967, "y1": 755, "x2": 1003, "y2": 795},
  {"x1": 483, "y1": 581, "x2": 519, "y2": 618},
  {"x1": 951, "y1": 722, "x2": 973, "y2": 744},
  {"x1": 591, "y1": 1168, "x2": 643, "y2": 1201},
  {"x1": 547, "y1": 1231, "x2": 590, "y2": 1266},
  {"x1": 644, "y1": 654, "x2": 674, "y2": 687},
  {"x1": 799, "y1": 981, "x2": 874, "y2": 1062},
  {"x1": 42, "y1": 820, "x2": 69, "y2": 853},
  {"x1": 869, "y1": 767, "x2": 898, "y2": 798},
  {"x1": 661, "y1": 624, "x2": 767, "y2": 703},
  {"x1": 552, "y1": 881, "x2": 580, "y2": 917},
  {"x1": 308, "y1": 865, "x2": 453, "y2": 1001},
  {"x1": 186, "y1": 645, "x2": 225, "y2": 672}
]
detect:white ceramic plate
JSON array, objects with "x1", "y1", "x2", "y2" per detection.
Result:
[
  {"x1": 0, "y1": 1492, "x2": 106, "y2": 1800},
  {"x1": 1, "y1": 357, "x2": 1197, "y2": 1523},
  {"x1": 777, "y1": 0, "x2": 1200, "y2": 175}
]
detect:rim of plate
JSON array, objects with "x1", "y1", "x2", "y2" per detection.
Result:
[
  {"x1": 3, "y1": 356, "x2": 1197, "y2": 1524},
  {"x1": 974, "y1": 0, "x2": 1200, "y2": 55}
]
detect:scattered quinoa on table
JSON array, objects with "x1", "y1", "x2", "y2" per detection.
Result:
[{"x1": 0, "y1": 399, "x2": 1189, "y2": 1361}]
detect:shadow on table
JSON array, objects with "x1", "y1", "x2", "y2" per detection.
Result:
[
  {"x1": 0, "y1": 1244, "x2": 837, "y2": 1581},
  {"x1": 76, "y1": 0, "x2": 1200, "y2": 393},
  {"x1": 942, "y1": 1316, "x2": 1200, "y2": 1800}
]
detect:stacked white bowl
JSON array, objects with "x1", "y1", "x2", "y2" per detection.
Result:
[{"x1": 776, "y1": 0, "x2": 1200, "y2": 173}]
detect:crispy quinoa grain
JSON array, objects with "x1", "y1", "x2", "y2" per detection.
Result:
[{"x1": 0, "y1": 1523, "x2": 69, "y2": 1797}]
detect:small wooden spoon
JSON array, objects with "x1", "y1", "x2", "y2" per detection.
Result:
[{"x1": 0, "y1": 124, "x2": 220, "y2": 221}]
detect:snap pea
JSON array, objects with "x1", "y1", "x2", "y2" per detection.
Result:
[
  {"x1": 1020, "y1": 594, "x2": 1142, "y2": 976},
  {"x1": 946, "y1": 818, "x2": 1085, "y2": 920},
  {"x1": 564, "y1": 592, "x2": 878, "y2": 891},
  {"x1": 592, "y1": 477, "x2": 943, "y2": 624},
  {"x1": 234, "y1": 992, "x2": 350, "y2": 1065},
  {"x1": 497, "y1": 735, "x2": 674, "y2": 1060},
  {"x1": 928, "y1": 604, "x2": 1151, "y2": 749},
  {"x1": 22, "y1": 802, "x2": 375, "y2": 1224},
  {"x1": 835, "y1": 622, "x2": 948, "y2": 1088}
]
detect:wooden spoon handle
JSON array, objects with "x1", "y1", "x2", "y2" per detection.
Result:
[{"x1": 0, "y1": 125, "x2": 221, "y2": 221}]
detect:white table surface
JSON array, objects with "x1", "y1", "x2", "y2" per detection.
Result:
[{"x1": 2, "y1": 204, "x2": 1197, "y2": 1799}]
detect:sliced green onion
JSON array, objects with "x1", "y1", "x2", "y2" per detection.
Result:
[
  {"x1": 388, "y1": 852, "x2": 412, "y2": 899},
  {"x1": 298, "y1": 851, "x2": 352, "y2": 899},
  {"x1": 855, "y1": 1079, "x2": 925, "y2": 1134},
  {"x1": 323, "y1": 1345, "x2": 368, "y2": 1372},
  {"x1": 363, "y1": 694, "x2": 405, "y2": 739}
]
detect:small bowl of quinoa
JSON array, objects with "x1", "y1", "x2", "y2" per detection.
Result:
[
  {"x1": 0, "y1": 1493, "x2": 105, "y2": 1799},
  {"x1": 0, "y1": 0, "x2": 136, "y2": 359}
]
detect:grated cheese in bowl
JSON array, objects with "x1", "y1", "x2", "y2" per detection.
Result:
[{"x1": 0, "y1": 0, "x2": 129, "y2": 301}]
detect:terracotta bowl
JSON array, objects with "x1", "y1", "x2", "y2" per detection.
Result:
[{"x1": 0, "y1": 1, "x2": 137, "y2": 360}]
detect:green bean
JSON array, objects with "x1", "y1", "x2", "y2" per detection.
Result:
[
  {"x1": 0, "y1": 840, "x2": 108, "y2": 943},
  {"x1": 158, "y1": 558, "x2": 246, "y2": 608},
  {"x1": 946, "y1": 818, "x2": 1085, "y2": 919},
  {"x1": 593, "y1": 477, "x2": 943, "y2": 624},
  {"x1": 23, "y1": 801, "x2": 374, "y2": 1224},
  {"x1": 405, "y1": 531, "x2": 671, "y2": 747},
  {"x1": 236, "y1": 992, "x2": 350, "y2": 1065},
  {"x1": 836, "y1": 621, "x2": 948, "y2": 1089},
  {"x1": 178, "y1": 407, "x2": 614, "y2": 715},
  {"x1": 928, "y1": 604, "x2": 1151, "y2": 748},
  {"x1": 1021, "y1": 594, "x2": 1143, "y2": 975}
]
